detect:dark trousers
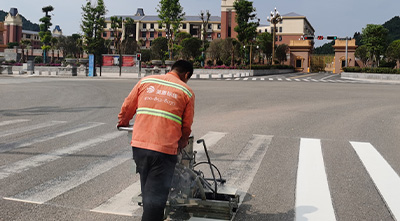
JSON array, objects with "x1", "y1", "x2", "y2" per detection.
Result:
[{"x1": 132, "y1": 147, "x2": 177, "y2": 221}]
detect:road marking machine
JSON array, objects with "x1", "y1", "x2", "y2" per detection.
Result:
[{"x1": 118, "y1": 125, "x2": 240, "y2": 220}]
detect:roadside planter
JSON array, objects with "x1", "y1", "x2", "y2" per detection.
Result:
[{"x1": 62, "y1": 58, "x2": 78, "y2": 76}]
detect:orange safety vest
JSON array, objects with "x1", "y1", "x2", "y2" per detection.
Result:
[{"x1": 118, "y1": 72, "x2": 195, "y2": 155}]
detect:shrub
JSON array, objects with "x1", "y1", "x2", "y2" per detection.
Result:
[{"x1": 343, "y1": 67, "x2": 400, "y2": 74}]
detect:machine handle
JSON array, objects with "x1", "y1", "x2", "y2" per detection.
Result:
[{"x1": 117, "y1": 123, "x2": 134, "y2": 132}]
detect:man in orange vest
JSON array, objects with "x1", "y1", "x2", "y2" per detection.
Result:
[{"x1": 118, "y1": 60, "x2": 195, "y2": 221}]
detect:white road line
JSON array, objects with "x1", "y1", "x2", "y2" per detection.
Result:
[
  {"x1": 194, "y1": 131, "x2": 227, "y2": 159},
  {"x1": 278, "y1": 78, "x2": 283, "y2": 81},
  {"x1": 234, "y1": 78, "x2": 240, "y2": 81},
  {"x1": 243, "y1": 78, "x2": 249, "y2": 81},
  {"x1": 351, "y1": 142, "x2": 400, "y2": 220},
  {"x1": 320, "y1": 74, "x2": 336, "y2": 81},
  {"x1": 0, "y1": 121, "x2": 66, "y2": 138},
  {"x1": 261, "y1": 78, "x2": 265, "y2": 81},
  {"x1": 91, "y1": 180, "x2": 141, "y2": 216},
  {"x1": 0, "y1": 131, "x2": 124, "y2": 180},
  {"x1": 286, "y1": 78, "x2": 292, "y2": 81},
  {"x1": 0, "y1": 119, "x2": 30, "y2": 127},
  {"x1": 302, "y1": 79, "x2": 310, "y2": 82},
  {"x1": 0, "y1": 122, "x2": 104, "y2": 153},
  {"x1": 269, "y1": 78, "x2": 273, "y2": 81},
  {"x1": 4, "y1": 150, "x2": 131, "y2": 204},
  {"x1": 296, "y1": 138, "x2": 336, "y2": 221},
  {"x1": 224, "y1": 135, "x2": 273, "y2": 203},
  {"x1": 252, "y1": 78, "x2": 257, "y2": 81},
  {"x1": 294, "y1": 79, "x2": 301, "y2": 81},
  {"x1": 328, "y1": 80, "x2": 335, "y2": 82},
  {"x1": 311, "y1": 79, "x2": 318, "y2": 82}
]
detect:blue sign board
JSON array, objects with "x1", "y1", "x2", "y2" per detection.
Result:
[{"x1": 88, "y1": 54, "x2": 94, "y2": 77}]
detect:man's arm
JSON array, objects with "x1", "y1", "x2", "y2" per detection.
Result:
[
  {"x1": 178, "y1": 94, "x2": 195, "y2": 150},
  {"x1": 118, "y1": 82, "x2": 140, "y2": 127}
]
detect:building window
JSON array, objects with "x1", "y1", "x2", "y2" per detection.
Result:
[
  {"x1": 217, "y1": 33, "x2": 221, "y2": 38},
  {"x1": 296, "y1": 59, "x2": 302, "y2": 68},
  {"x1": 182, "y1": 23, "x2": 187, "y2": 29},
  {"x1": 218, "y1": 24, "x2": 221, "y2": 29},
  {"x1": 158, "y1": 32, "x2": 162, "y2": 37},
  {"x1": 141, "y1": 32, "x2": 146, "y2": 38},
  {"x1": 259, "y1": 30, "x2": 262, "y2": 33},
  {"x1": 143, "y1": 23, "x2": 147, "y2": 29},
  {"x1": 103, "y1": 32, "x2": 107, "y2": 37},
  {"x1": 279, "y1": 27, "x2": 282, "y2": 32},
  {"x1": 280, "y1": 21, "x2": 283, "y2": 24},
  {"x1": 103, "y1": 23, "x2": 107, "y2": 28},
  {"x1": 110, "y1": 32, "x2": 114, "y2": 37},
  {"x1": 279, "y1": 36, "x2": 282, "y2": 41},
  {"x1": 150, "y1": 41, "x2": 152, "y2": 46},
  {"x1": 208, "y1": 24, "x2": 212, "y2": 29},
  {"x1": 25, "y1": 34, "x2": 31, "y2": 39},
  {"x1": 150, "y1": 23, "x2": 154, "y2": 29},
  {"x1": 265, "y1": 29, "x2": 268, "y2": 33},
  {"x1": 150, "y1": 32, "x2": 154, "y2": 38}
]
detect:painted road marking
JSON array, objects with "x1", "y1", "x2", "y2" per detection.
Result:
[
  {"x1": 296, "y1": 138, "x2": 336, "y2": 221},
  {"x1": 0, "y1": 122, "x2": 104, "y2": 153},
  {"x1": 4, "y1": 150, "x2": 131, "y2": 204},
  {"x1": 290, "y1": 73, "x2": 319, "y2": 79},
  {"x1": 0, "y1": 131, "x2": 124, "y2": 180},
  {"x1": 351, "y1": 142, "x2": 400, "y2": 220},
  {"x1": 0, "y1": 119, "x2": 30, "y2": 127},
  {"x1": 0, "y1": 121, "x2": 66, "y2": 138},
  {"x1": 91, "y1": 180, "x2": 141, "y2": 216}
]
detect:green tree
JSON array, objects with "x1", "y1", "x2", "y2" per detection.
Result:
[
  {"x1": 233, "y1": 0, "x2": 259, "y2": 45},
  {"x1": 386, "y1": 39, "x2": 400, "y2": 68},
  {"x1": 180, "y1": 37, "x2": 202, "y2": 60},
  {"x1": 257, "y1": 32, "x2": 273, "y2": 64},
  {"x1": 19, "y1": 39, "x2": 31, "y2": 63},
  {"x1": 39, "y1": 5, "x2": 54, "y2": 63},
  {"x1": 361, "y1": 24, "x2": 389, "y2": 67},
  {"x1": 355, "y1": 45, "x2": 369, "y2": 67},
  {"x1": 157, "y1": 0, "x2": 185, "y2": 60},
  {"x1": 121, "y1": 17, "x2": 137, "y2": 54},
  {"x1": 81, "y1": 0, "x2": 107, "y2": 71},
  {"x1": 175, "y1": 32, "x2": 192, "y2": 45},
  {"x1": 383, "y1": 16, "x2": 400, "y2": 43},
  {"x1": 206, "y1": 39, "x2": 223, "y2": 65},
  {"x1": 313, "y1": 41, "x2": 335, "y2": 55},
  {"x1": 275, "y1": 44, "x2": 289, "y2": 64},
  {"x1": 151, "y1": 37, "x2": 168, "y2": 60},
  {"x1": 50, "y1": 37, "x2": 58, "y2": 63},
  {"x1": 110, "y1": 16, "x2": 123, "y2": 54}
]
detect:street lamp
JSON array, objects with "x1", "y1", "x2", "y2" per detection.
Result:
[{"x1": 267, "y1": 7, "x2": 282, "y2": 64}]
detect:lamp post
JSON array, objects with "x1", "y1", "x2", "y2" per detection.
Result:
[{"x1": 267, "y1": 7, "x2": 282, "y2": 64}]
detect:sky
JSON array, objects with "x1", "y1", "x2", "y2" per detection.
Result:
[{"x1": 1, "y1": 0, "x2": 399, "y2": 47}]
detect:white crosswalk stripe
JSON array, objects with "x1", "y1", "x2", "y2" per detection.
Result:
[
  {"x1": 0, "y1": 119, "x2": 30, "y2": 127},
  {"x1": 4, "y1": 150, "x2": 131, "y2": 204},
  {"x1": 0, "y1": 121, "x2": 66, "y2": 138},
  {"x1": 0, "y1": 131, "x2": 124, "y2": 180},
  {"x1": 351, "y1": 142, "x2": 400, "y2": 220},
  {"x1": 296, "y1": 138, "x2": 336, "y2": 221},
  {"x1": 0, "y1": 122, "x2": 104, "y2": 153},
  {"x1": 1, "y1": 122, "x2": 399, "y2": 220}
]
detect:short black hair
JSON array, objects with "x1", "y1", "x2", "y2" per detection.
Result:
[{"x1": 171, "y1": 60, "x2": 194, "y2": 79}]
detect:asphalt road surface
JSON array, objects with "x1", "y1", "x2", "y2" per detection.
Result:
[{"x1": 0, "y1": 75, "x2": 399, "y2": 221}]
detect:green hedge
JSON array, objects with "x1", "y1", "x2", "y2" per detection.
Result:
[
  {"x1": 251, "y1": 64, "x2": 294, "y2": 70},
  {"x1": 343, "y1": 67, "x2": 400, "y2": 74}
]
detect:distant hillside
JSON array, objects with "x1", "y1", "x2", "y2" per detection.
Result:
[
  {"x1": 383, "y1": 16, "x2": 400, "y2": 42},
  {"x1": 0, "y1": 9, "x2": 40, "y2": 32}
]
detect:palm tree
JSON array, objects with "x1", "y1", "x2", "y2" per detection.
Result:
[
  {"x1": 19, "y1": 40, "x2": 31, "y2": 63},
  {"x1": 50, "y1": 37, "x2": 58, "y2": 63}
]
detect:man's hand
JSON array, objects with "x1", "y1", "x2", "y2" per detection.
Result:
[
  {"x1": 116, "y1": 122, "x2": 128, "y2": 129},
  {"x1": 178, "y1": 139, "x2": 188, "y2": 153}
]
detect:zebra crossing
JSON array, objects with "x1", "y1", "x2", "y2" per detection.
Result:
[
  {"x1": 1, "y1": 119, "x2": 400, "y2": 220},
  {"x1": 222, "y1": 77, "x2": 358, "y2": 83}
]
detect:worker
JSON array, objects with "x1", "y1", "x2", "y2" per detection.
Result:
[{"x1": 117, "y1": 60, "x2": 195, "y2": 221}]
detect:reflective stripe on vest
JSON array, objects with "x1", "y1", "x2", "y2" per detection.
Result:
[
  {"x1": 141, "y1": 78, "x2": 193, "y2": 98},
  {"x1": 136, "y1": 107, "x2": 182, "y2": 124}
]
